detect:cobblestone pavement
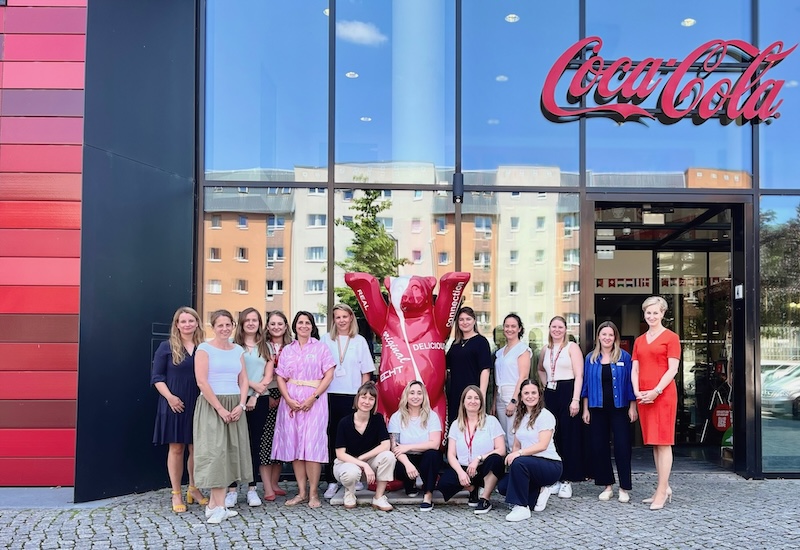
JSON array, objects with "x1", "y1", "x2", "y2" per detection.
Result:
[{"x1": 1, "y1": 471, "x2": 798, "y2": 549}]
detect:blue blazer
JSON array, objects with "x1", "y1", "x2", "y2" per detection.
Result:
[{"x1": 581, "y1": 349, "x2": 636, "y2": 409}]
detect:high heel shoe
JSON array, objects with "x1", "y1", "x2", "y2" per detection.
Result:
[
  {"x1": 171, "y1": 490, "x2": 187, "y2": 513},
  {"x1": 642, "y1": 486, "x2": 671, "y2": 504},
  {"x1": 186, "y1": 485, "x2": 209, "y2": 506}
]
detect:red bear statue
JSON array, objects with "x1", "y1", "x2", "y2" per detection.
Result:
[{"x1": 345, "y1": 272, "x2": 471, "y2": 433}]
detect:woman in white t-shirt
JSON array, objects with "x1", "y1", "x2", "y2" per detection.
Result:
[
  {"x1": 436, "y1": 385, "x2": 506, "y2": 514},
  {"x1": 499, "y1": 379, "x2": 563, "y2": 522},
  {"x1": 388, "y1": 380, "x2": 443, "y2": 511},
  {"x1": 320, "y1": 304, "x2": 375, "y2": 499}
]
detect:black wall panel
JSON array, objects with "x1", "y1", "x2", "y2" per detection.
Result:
[{"x1": 76, "y1": 0, "x2": 198, "y2": 502}]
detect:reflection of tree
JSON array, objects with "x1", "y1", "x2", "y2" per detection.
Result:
[
  {"x1": 335, "y1": 187, "x2": 409, "y2": 314},
  {"x1": 760, "y1": 207, "x2": 800, "y2": 336}
]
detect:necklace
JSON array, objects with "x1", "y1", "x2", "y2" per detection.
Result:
[{"x1": 460, "y1": 335, "x2": 473, "y2": 348}]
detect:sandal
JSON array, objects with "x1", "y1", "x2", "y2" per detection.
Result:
[
  {"x1": 171, "y1": 490, "x2": 187, "y2": 513},
  {"x1": 284, "y1": 494, "x2": 308, "y2": 507},
  {"x1": 186, "y1": 485, "x2": 209, "y2": 506},
  {"x1": 308, "y1": 496, "x2": 321, "y2": 509},
  {"x1": 273, "y1": 487, "x2": 287, "y2": 496},
  {"x1": 263, "y1": 492, "x2": 277, "y2": 502}
]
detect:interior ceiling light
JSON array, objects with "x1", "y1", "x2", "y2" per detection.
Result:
[
  {"x1": 505, "y1": 14, "x2": 520, "y2": 23},
  {"x1": 323, "y1": 8, "x2": 329, "y2": 16},
  {"x1": 360, "y1": 116, "x2": 372, "y2": 122},
  {"x1": 681, "y1": 18, "x2": 696, "y2": 27},
  {"x1": 496, "y1": 75, "x2": 508, "y2": 82},
  {"x1": 345, "y1": 71, "x2": 359, "y2": 78}
]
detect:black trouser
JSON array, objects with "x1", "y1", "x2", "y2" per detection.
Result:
[
  {"x1": 588, "y1": 405, "x2": 633, "y2": 490},
  {"x1": 435, "y1": 454, "x2": 505, "y2": 502},
  {"x1": 393, "y1": 449, "x2": 443, "y2": 494},
  {"x1": 326, "y1": 393, "x2": 355, "y2": 483},
  {"x1": 230, "y1": 395, "x2": 269, "y2": 489},
  {"x1": 544, "y1": 380, "x2": 584, "y2": 482}
]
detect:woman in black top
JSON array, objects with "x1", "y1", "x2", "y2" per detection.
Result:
[
  {"x1": 446, "y1": 307, "x2": 493, "y2": 426},
  {"x1": 333, "y1": 382, "x2": 397, "y2": 512}
]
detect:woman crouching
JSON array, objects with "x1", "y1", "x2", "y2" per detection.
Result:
[
  {"x1": 436, "y1": 385, "x2": 506, "y2": 514},
  {"x1": 499, "y1": 379, "x2": 562, "y2": 521},
  {"x1": 333, "y1": 381, "x2": 397, "y2": 511}
]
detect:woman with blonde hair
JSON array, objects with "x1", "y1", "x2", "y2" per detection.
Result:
[
  {"x1": 151, "y1": 306, "x2": 208, "y2": 513},
  {"x1": 537, "y1": 315, "x2": 585, "y2": 498},
  {"x1": 436, "y1": 385, "x2": 506, "y2": 514},
  {"x1": 498, "y1": 379, "x2": 562, "y2": 521},
  {"x1": 194, "y1": 310, "x2": 253, "y2": 524},
  {"x1": 388, "y1": 380, "x2": 443, "y2": 510},
  {"x1": 632, "y1": 296, "x2": 680, "y2": 510},
  {"x1": 320, "y1": 303, "x2": 375, "y2": 499},
  {"x1": 581, "y1": 321, "x2": 637, "y2": 503}
]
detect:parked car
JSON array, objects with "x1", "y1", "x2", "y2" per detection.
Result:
[{"x1": 761, "y1": 364, "x2": 800, "y2": 419}]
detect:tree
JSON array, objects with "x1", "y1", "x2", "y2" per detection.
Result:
[
  {"x1": 760, "y1": 206, "x2": 800, "y2": 336},
  {"x1": 334, "y1": 187, "x2": 409, "y2": 315}
]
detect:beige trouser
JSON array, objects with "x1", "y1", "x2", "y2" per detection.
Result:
[{"x1": 333, "y1": 451, "x2": 396, "y2": 491}]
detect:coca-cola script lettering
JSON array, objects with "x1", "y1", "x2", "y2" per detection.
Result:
[{"x1": 541, "y1": 36, "x2": 796, "y2": 124}]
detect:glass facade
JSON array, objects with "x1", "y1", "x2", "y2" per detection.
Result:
[{"x1": 201, "y1": 1, "x2": 800, "y2": 476}]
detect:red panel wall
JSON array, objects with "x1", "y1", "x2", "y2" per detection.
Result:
[{"x1": 0, "y1": 1, "x2": 85, "y2": 487}]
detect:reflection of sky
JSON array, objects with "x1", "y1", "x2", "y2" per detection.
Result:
[{"x1": 205, "y1": 0, "x2": 800, "y2": 188}]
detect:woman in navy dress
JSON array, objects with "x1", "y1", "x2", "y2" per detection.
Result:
[{"x1": 151, "y1": 306, "x2": 207, "y2": 513}]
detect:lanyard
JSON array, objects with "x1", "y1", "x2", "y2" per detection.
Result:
[
  {"x1": 549, "y1": 344, "x2": 565, "y2": 382},
  {"x1": 337, "y1": 336, "x2": 350, "y2": 365},
  {"x1": 271, "y1": 343, "x2": 282, "y2": 366},
  {"x1": 464, "y1": 422, "x2": 477, "y2": 461}
]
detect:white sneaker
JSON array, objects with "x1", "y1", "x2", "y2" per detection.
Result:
[
  {"x1": 548, "y1": 482, "x2": 561, "y2": 495},
  {"x1": 354, "y1": 481, "x2": 364, "y2": 491},
  {"x1": 247, "y1": 489, "x2": 262, "y2": 506},
  {"x1": 558, "y1": 481, "x2": 572, "y2": 499},
  {"x1": 205, "y1": 506, "x2": 239, "y2": 519},
  {"x1": 206, "y1": 506, "x2": 227, "y2": 524},
  {"x1": 343, "y1": 490, "x2": 357, "y2": 509},
  {"x1": 324, "y1": 482, "x2": 339, "y2": 499},
  {"x1": 505, "y1": 505, "x2": 532, "y2": 522},
  {"x1": 224, "y1": 490, "x2": 237, "y2": 508},
  {"x1": 534, "y1": 490, "x2": 551, "y2": 512},
  {"x1": 371, "y1": 495, "x2": 393, "y2": 512}
]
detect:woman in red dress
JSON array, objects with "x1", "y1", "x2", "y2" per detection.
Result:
[{"x1": 631, "y1": 296, "x2": 680, "y2": 510}]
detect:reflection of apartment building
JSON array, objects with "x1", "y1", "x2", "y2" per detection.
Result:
[
  {"x1": 554, "y1": 193, "x2": 581, "y2": 342},
  {"x1": 433, "y1": 189, "x2": 500, "y2": 336},
  {"x1": 203, "y1": 188, "x2": 294, "y2": 335}
]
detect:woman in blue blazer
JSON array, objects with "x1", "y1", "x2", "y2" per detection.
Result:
[{"x1": 581, "y1": 321, "x2": 638, "y2": 503}]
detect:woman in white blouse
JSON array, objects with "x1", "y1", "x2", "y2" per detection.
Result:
[
  {"x1": 388, "y1": 380, "x2": 443, "y2": 511},
  {"x1": 320, "y1": 304, "x2": 375, "y2": 499},
  {"x1": 494, "y1": 314, "x2": 532, "y2": 452}
]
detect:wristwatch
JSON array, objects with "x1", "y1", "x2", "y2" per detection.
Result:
[
  {"x1": 510, "y1": 398, "x2": 517, "y2": 404},
  {"x1": 655, "y1": 387, "x2": 663, "y2": 395},
  {"x1": 240, "y1": 403, "x2": 247, "y2": 411}
]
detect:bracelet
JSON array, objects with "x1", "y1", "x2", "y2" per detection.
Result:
[
  {"x1": 655, "y1": 387, "x2": 662, "y2": 395},
  {"x1": 571, "y1": 398, "x2": 579, "y2": 402}
]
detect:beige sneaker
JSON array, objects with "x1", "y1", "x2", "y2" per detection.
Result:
[
  {"x1": 343, "y1": 490, "x2": 357, "y2": 509},
  {"x1": 371, "y1": 495, "x2": 393, "y2": 512}
]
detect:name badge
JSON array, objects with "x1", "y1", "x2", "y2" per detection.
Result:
[
  {"x1": 616, "y1": 362, "x2": 624, "y2": 366},
  {"x1": 334, "y1": 365, "x2": 347, "y2": 378},
  {"x1": 547, "y1": 381, "x2": 557, "y2": 390}
]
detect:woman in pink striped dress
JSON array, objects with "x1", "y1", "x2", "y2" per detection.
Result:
[{"x1": 271, "y1": 311, "x2": 335, "y2": 508}]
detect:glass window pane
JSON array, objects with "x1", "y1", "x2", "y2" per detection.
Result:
[
  {"x1": 585, "y1": 0, "x2": 752, "y2": 186},
  {"x1": 201, "y1": 187, "x2": 329, "y2": 336},
  {"x1": 760, "y1": 196, "x2": 800, "y2": 471},
  {"x1": 335, "y1": 1, "x2": 455, "y2": 183},
  {"x1": 462, "y1": 2, "x2": 579, "y2": 186},
  {"x1": 333, "y1": 190, "x2": 580, "y2": 355},
  {"x1": 205, "y1": 1, "x2": 328, "y2": 181},
  {"x1": 759, "y1": 0, "x2": 800, "y2": 188}
]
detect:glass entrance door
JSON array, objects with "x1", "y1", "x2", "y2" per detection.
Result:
[{"x1": 592, "y1": 202, "x2": 736, "y2": 467}]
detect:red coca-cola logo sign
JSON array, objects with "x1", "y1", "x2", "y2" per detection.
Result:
[{"x1": 541, "y1": 36, "x2": 796, "y2": 124}]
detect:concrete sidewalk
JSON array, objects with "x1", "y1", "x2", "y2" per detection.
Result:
[{"x1": 1, "y1": 470, "x2": 798, "y2": 549}]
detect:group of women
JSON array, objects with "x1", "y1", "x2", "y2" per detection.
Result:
[{"x1": 151, "y1": 296, "x2": 680, "y2": 523}]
